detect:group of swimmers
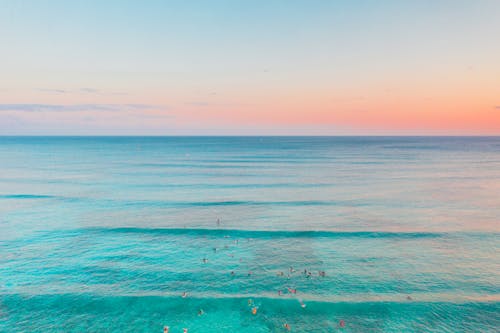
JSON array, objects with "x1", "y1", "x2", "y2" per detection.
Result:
[
  {"x1": 276, "y1": 267, "x2": 327, "y2": 279},
  {"x1": 163, "y1": 219, "x2": 345, "y2": 331}
]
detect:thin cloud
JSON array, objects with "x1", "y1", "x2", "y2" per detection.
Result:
[
  {"x1": 36, "y1": 88, "x2": 129, "y2": 96},
  {"x1": 0, "y1": 103, "x2": 162, "y2": 112},
  {"x1": 495, "y1": 105, "x2": 500, "y2": 109},
  {"x1": 37, "y1": 88, "x2": 68, "y2": 94}
]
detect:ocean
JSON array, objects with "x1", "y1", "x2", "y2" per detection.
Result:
[{"x1": 0, "y1": 136, "x2": 499, "y2": 332}]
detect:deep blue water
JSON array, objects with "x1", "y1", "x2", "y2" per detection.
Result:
[{"x1": 0, "y1": 137, "x2": 499, "y2": 332}]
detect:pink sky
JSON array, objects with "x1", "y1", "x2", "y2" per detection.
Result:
[{"x1": 1, "y1": 1, "x2": 499, "y2": 135}]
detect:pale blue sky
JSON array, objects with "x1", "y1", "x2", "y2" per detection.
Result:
[{"x1": 1, "y1": 1, "x2": 499, "y2": 135}]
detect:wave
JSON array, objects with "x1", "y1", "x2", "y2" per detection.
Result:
[
  {"x1": 3, "y1": 291, "x2": 499, "y2": 304},
  {"x1": 2, "y1": 293, "x2": 498, "y2": 332},
  {"x1": 0, "y1": 194, "x2": 56, "y2": 199},
  {"x1": 0, "y1": 195, "x2": 366, "y2": 208},
  {"x1": 78, "y1": 227, "x2": 444, "y2": 239},
  {"x1": 128, "y1": 182, "x2": 334, "y2": 189}
]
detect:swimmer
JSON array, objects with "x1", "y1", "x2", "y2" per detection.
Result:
[
  {"x1": 283, "y1": 323, "x2": 291, "y2": 331},
  {"x1": 163, "y1": 326, "x2": 169, "y2": 333},
  {"x1": 248, "y1": 271, "x2": 253, "y2": 276},
  {"x1": 251, "y1": 307, "x2": 258, "y2": 315},
  {"x1": 182, "y1": 292, "x2": 187, "y2": 298},
  {"x1": 248, "y1": 299, "x2": 253, "y2": 306},
  {"x1": 230, "y1": 271, "x2": 235, "y2": 276},
  {"x1": 213, "y1": 247, "x2": 217, "y2": 253},
  {"x1": 278, "y1": 290, "x2": 282, "y2": 296},
  {"x1": 406, "y1": 295, "x2": 412, "y2": 301},
  {"x1": 202, "y1": 258, "x2": 208, "y2": 263},
  {"x1": 339, "y1": 320, "x2": 345, "y2": 328},
  {"x1": 198, "y1": 309, "x2": 204, "y2": 316},
  {"x1": 299, "y1": 300, "x2": 306, "y2": 308},
  {"x1": 183, "y1": 329, "x2": 188, "y2": 333}
]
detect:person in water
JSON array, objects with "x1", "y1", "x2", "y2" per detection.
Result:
[
  {"x1": 183, "y1": 329, "x2": 188, "y2": 333},
  {"x1": 182, "y1": 292, "x2": 187, "y2": 298},
  {"x1": 339, "y1": 320, "x2": 345, "y2": 328},
  {"x1": 163, "y1": 326, "x2": 169, "y2": 333},
  {"x1": 283, "y1": 323, "x2": 291, "y2": 331},
  {"x1": 251, "y1": 307, "x2": 258, "y2": 315},
  {"x1": 198, "y1": 308, "x2": 204, "y2": 316}
]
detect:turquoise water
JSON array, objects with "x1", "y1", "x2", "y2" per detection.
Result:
[{"x1": 0, "y1": 137, "x2": 499, "y2": 332}]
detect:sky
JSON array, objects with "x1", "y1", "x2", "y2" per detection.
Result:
[{"x1": 0, "y1": 0, "x2": 499, "y2": 135}]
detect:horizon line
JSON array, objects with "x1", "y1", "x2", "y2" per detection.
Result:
[{"x1": 1, "y1": 135, "x2": 499, "y2": 138}]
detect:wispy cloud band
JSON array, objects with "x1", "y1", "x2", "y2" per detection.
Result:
[{"x1": 0, "y1": 104, "x2": 160, "y2": 112}]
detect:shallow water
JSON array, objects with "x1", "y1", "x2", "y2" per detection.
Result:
[{"x1": 0, "y1": 137, "x2": 499, "y2": 332}]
